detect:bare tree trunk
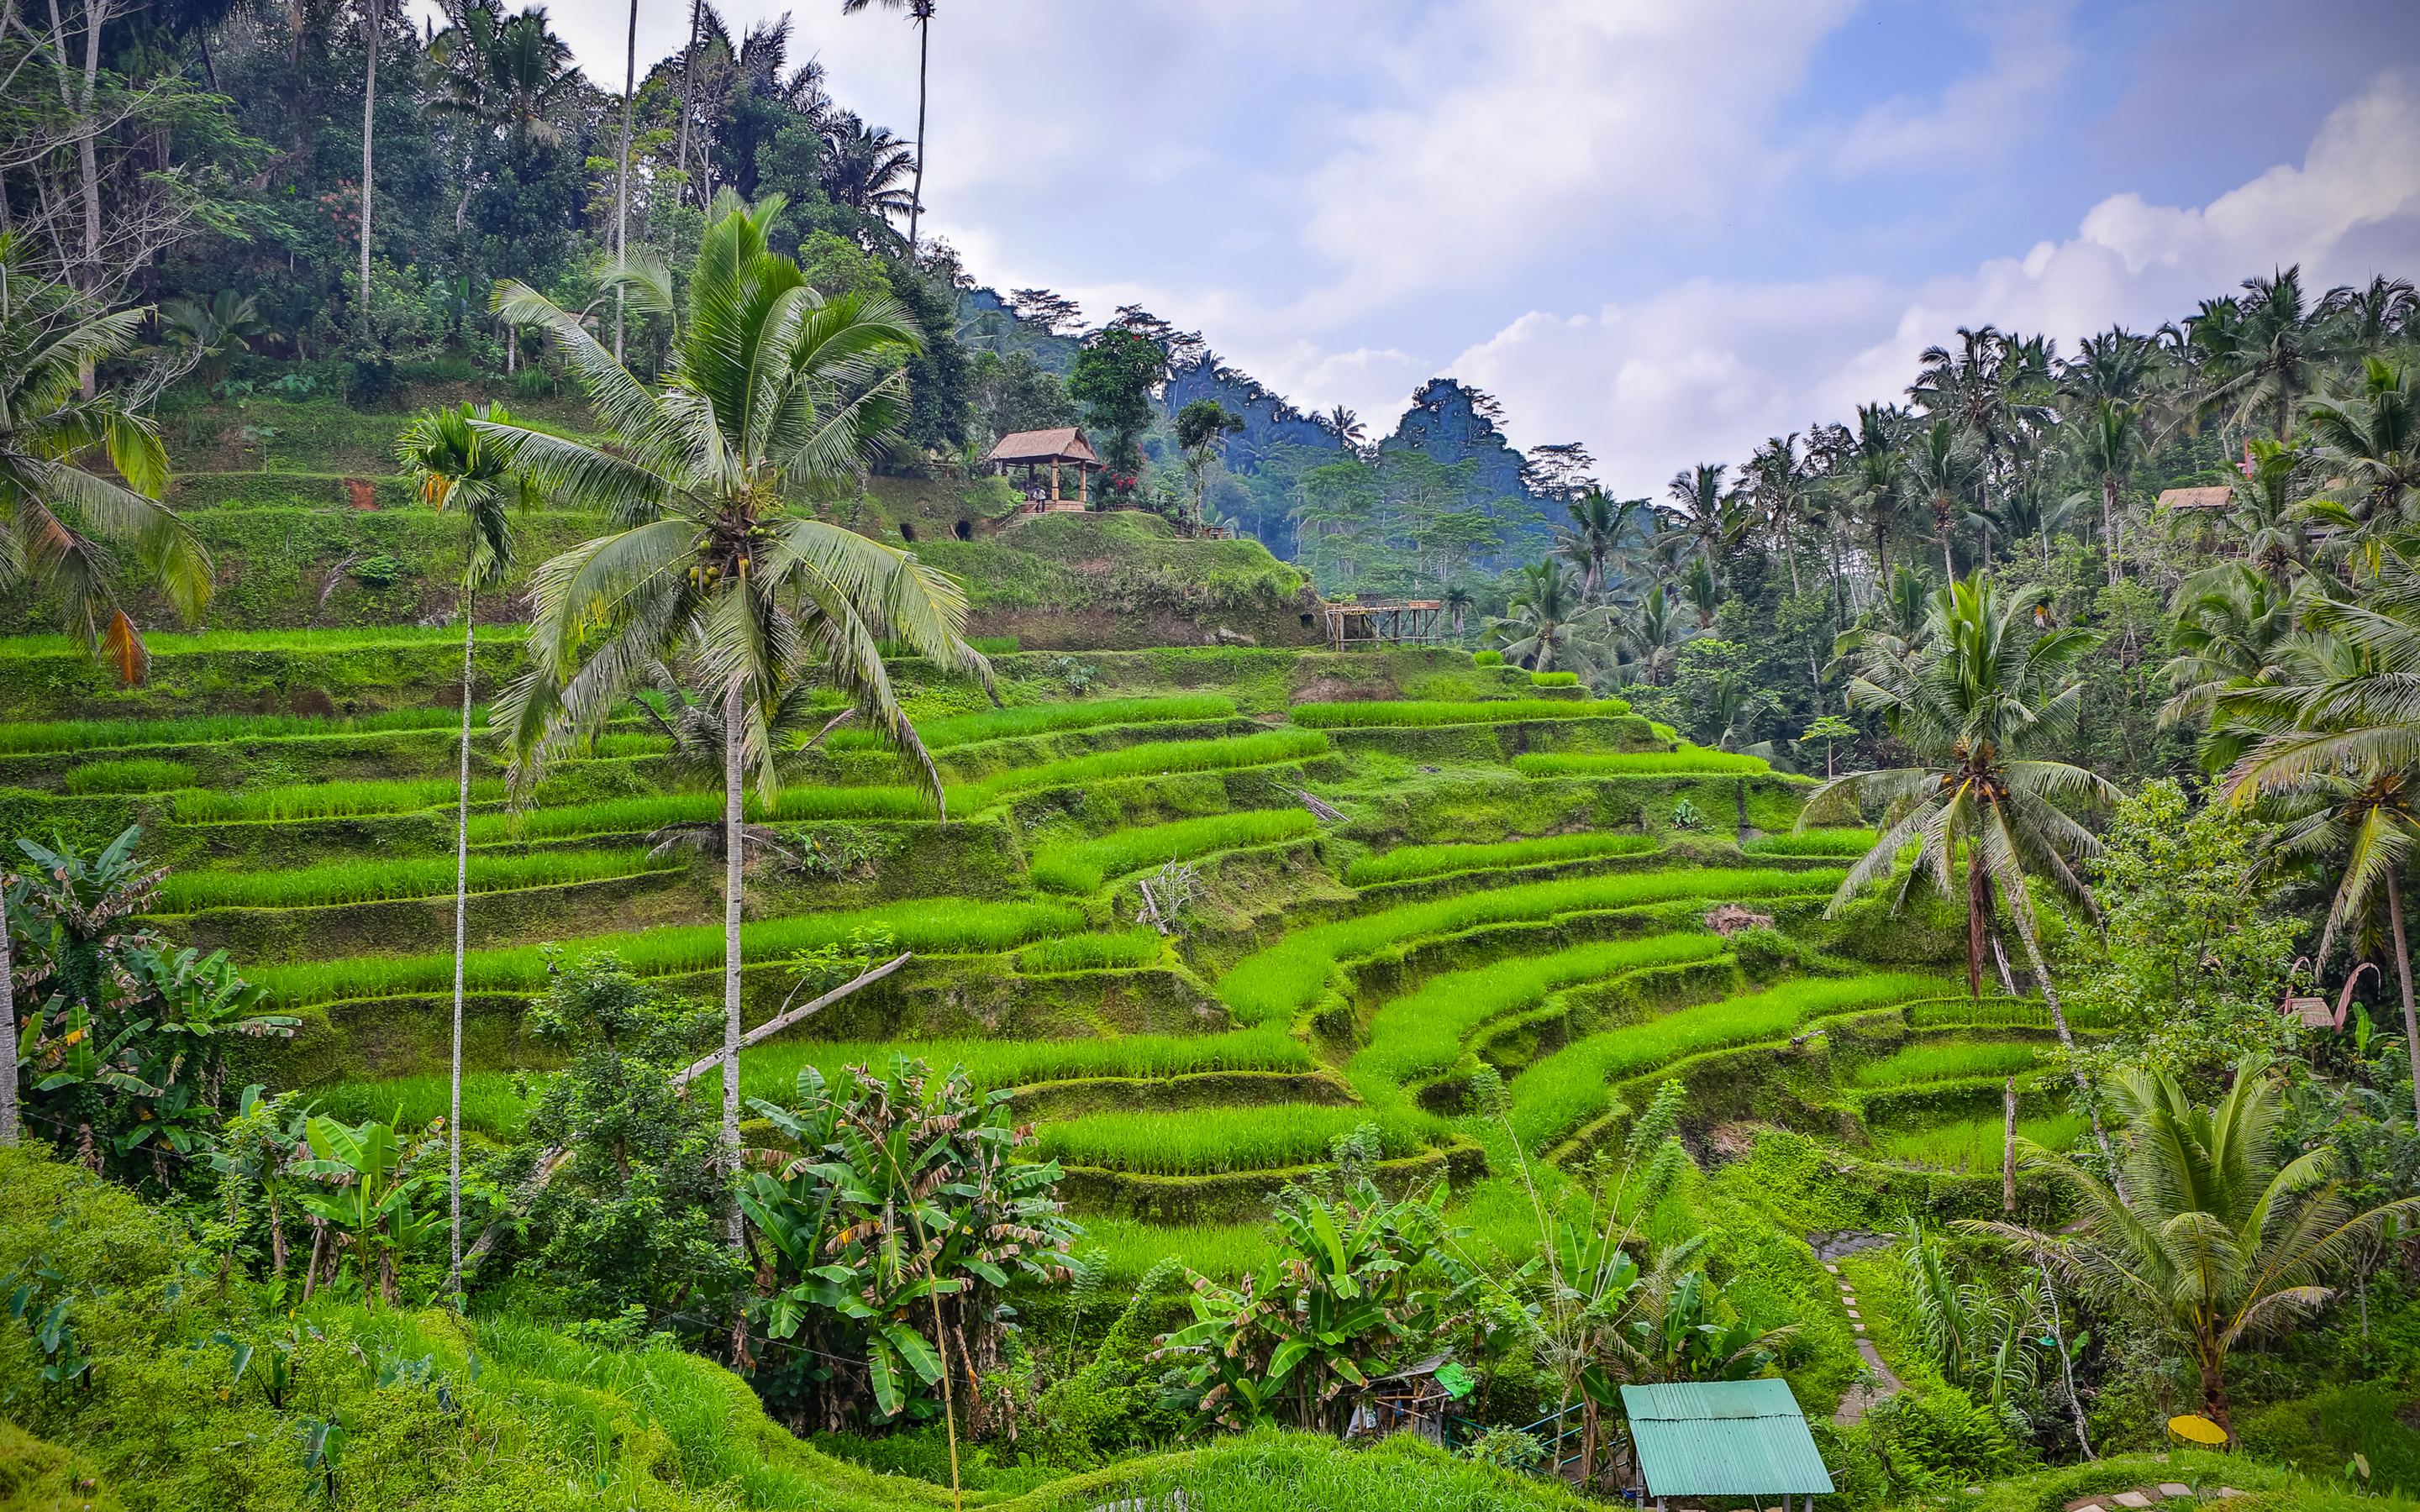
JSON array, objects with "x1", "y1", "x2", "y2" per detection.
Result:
[
  {"x1": 358, "y1": 0, "x2": 380, "y2": 339},
  {"x1": 447, "y1": 616, "x2": 473, "y2": 1296},
  {"x1": 2390, "y1": 872, "x2": 2420, "y2": 1131},
  {"x1": 722, "y1": 680, "x2": 745, "y2": 1248},
  {"x1": 676, "y1": 0, "x2": 702, "y2": 207},
  {"x1": 2006, "y1": 918, "x2": 2127, "y2": 1205},
  {"x1": 908, "y1": 11, "x2": 929, "y2": 254},
  {"x1": 2001, "y1": 1078, "x2": 2018, "y2": 1213},
  {"x1": 2102, "y1": 476, "x2": 2120, "y2": 586},
  {"x1": 1964, "y1": 833, "x2": 1987, "y2": 1000},
  {"x1": 0, "y1": 878, "x2": 15, "y2": 1145},
  {"x1": 613, "y1": 0, "x2": 637, "y2": 362}
]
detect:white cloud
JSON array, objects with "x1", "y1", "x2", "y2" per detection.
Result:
[
  {"x1": 1445, "y1": 71, "x2": 2420, "y2": 496},
  {"x1": 1825, "y1": 0, "x2": 2078, "y2": 174}
]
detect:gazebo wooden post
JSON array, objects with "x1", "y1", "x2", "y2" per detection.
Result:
[
  {"x1": 1080, "y1": 464, "x2": 1088, "y2": 507},
  {"x1": 1050, "y1": 459, "x2": 1060, "y2": 503}
]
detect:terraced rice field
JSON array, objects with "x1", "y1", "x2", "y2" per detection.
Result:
[{"x1": 15, "y1": 605, "x2": 2054, "y2": 1280}]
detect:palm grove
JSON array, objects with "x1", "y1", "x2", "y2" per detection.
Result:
[{"x1": 16, "y1": 0, "x2": 2420, "y2": 1500}]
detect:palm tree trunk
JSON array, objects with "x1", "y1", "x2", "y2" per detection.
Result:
[
  {"x1": 676, "y1": 0, "x2": 703, "y2": 207},
  {"x1": 1965, "y1": 835, "x2": 1988, "y2": 1000},
  {"x1": 613, "y1": 0, "x2": 637, "y2": 363},
  {"x1": 907, "y1": 12, "x2": 929, "y2": 254},
  {"x1": 0, "y1": 882, "x2": 15, "y2": 1146},
  {"x1": 359, "y1": 0, "x2": 379, "y2": 339},
  {"x1": 721, "y1": 680, "x2": 746, "y2": 1249},
  {"x1": 2005, "y1": 901, "x2": 2128, "y2": 1205},
  {"x1": 2388, "y1": 871, "x2": 2420, "y2": 1131},
  {"x1": 2102, "y1": 476, "x2": 2120, "y2": 586},
  {"x1": 447, "y1": 614, "x2": 474, "y2": 1295}
]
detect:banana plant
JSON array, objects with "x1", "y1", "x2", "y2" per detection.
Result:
[
  {"x1": 739, "y1": 1056, "x2": 1081, "y2": 1425},
  {"x1": 296, "y1": 1116, "x2": 440, "y2": 1305}
]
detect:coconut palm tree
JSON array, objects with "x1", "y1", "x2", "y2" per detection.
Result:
[
  {"x1": 2157, "y1": 563, "x2": 2310, "y2": 773},
  {"x1": 1490, "y1": 563, "x2": 1591, "y2": 673},
  {"x1": 1966, "y1": 1056, "x2": 2420, "y2": 1438},
  {"x1": 1906, "y1": 417, "x2": 1975, "y2": 582},
  {"x1": 0, "y1": 237, "x2": 213, "y2": 684},
  {"x1": 2074, "y1": 400, "x2": 2141, "y2": 585},
  {"x1": 2307, "y1": 358, "x2": 2420, "y2": 531},
  {"x1": 396, "y1": 400, "x2": 532, "y2": 1290},
  {"x1": 1623, "y1": 584, "x2": 1686, "y2": 687},
  {"x1": 1811, "y1": 577, "x2": 2118, "y2": 1162},
  {"x1": 2198, "y1": 266, "x2": 2339, "y2": 444},
  {"x1": 1844, "y1": 406, "x2": 1909, "y2": 581},
  {"x1": 1558, "y1": 488, "x2": 1642, "y2": 601},
  {"x1": 1741, "y1": 434, "x2": 1811, "y2": 593},
  {"x1": 2223, "y1": 438, "x2": 2317, "y2": 589},
  {"x1": 840, "y1": 0, "x2": 938, "y2": 252},
  {"x1": 1655, "y1": 464, "x2": 1742, "y2": 589},
  {"x1": 159, "y1": 290, "x2": 271, "y2": 388},
  {"x1": 480, "y1": 195, "x2": 990, "y2": 1246},
  {"x1": 2321, "y1": 276, "x2": 2419, "y2": 355}
]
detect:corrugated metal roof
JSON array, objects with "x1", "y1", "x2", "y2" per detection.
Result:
[{"x1": 1622, "y1": 1380, "x2": 1836, "y2": 1498}]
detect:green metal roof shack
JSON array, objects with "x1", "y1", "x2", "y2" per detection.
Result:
[{"x1": 1622, "y1": 1379, "x2": 1836, "y2": 1510}]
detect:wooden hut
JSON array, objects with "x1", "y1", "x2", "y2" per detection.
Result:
[
  {"x1": 1622, "y1": 1380, "x2": 1835, "y2": 1512},
  {"x1": 985, "y1": 428, "x2": 1101, "y2": 511}
]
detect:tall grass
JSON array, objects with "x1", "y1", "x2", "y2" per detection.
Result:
[
  {"x1": 1034, "y1": 1105, "x2": 1433, "y2": 1175},
  {"x1": 171, "y1": 776, "x2": 507, "y2": 822},
  {"x1": 247, "y1": 898, "x2": 1080, "y2": 1005},
  {"x1": 734, "y1": 1021, "x2": 1314, "y2": 1105},
  {"x1": 155, "y1": 848, "x2": 672, "y2": 912},
  {"x1": 1030, "y1": 810, "x2": 1318, "y2": 893},
  {"x1": 1507, "y1": 973, "x2": 1948, "y2": 1147},
  {"x1": 1512, "y1": 748, "x2": 1771, "y2": 777},
  {"x1": 1345, "y1": 831, "x2": 1655, "y2": 887},
  {"x1": 1746, "y1": 828, "x2": 1879, "y2": 857},
  {"x1": 0, "y1": 623, "x2": 526, "y2": 656},
  {"x1": 1016, "y1": 930, "x2": 1164, "y2": 973},
  {"x1": 1289, "y1": 699, "x2": 1630, "y2": 728},
  {"x1": 1354, "y1": 933, "x2": 1733, "y2": 1094},
  {"x1": 1850, "y1": 1039, "x2": 2044, "y2": 1088},
  {"x1": 62, "y1": 758, "x2": 197, "y2": 794},
  {"x1": 316, "y1": 1071, "x2": 533, "y2": 1137},
  {"x1": 0, "y1": 706, "x2": 483, "y2": 756},
  {"x1": 828, "y1": 694, "x2": 1236, "y2": 753},
  {"x1": 1216, "y1": 866, "x2": 1844, "y2": 1024},
  {"x1": 1878, "y1": 1112, "x2": 2086, "y2": 1173}
]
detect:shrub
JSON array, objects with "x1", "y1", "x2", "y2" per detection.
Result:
[
  {"x1": 247, "y1": 898, "x2": 1081, "y2": 1005},
  {"x1": 2238, "y1": 1386, "x2": 2420, "y2": 1492},
  {"x1": 1217, "y1": 866, "x2": 1844, "y2": 1024},
  {"x1": 1345, "y1": 831, "x2": 1654, "y2": 887},
  {"x1": 1289, "y1": 699, "x2": 1629, "y2": 728},
  {"x1": 1034, "y1": 1105, "x2": 1433, "y2": 1175},
  {"x1": 1030, "y1": 809, "x2": 1317, "y2": 893},
  {"x1": 155, "y1": 848, "x2": 672, "y2": 912},
  {"x1": 1528, "y1": 670, "x2": 1578, "y2": 687},
  {"x1": 1512, "y1": 748, "x2": 1770, "y2": 776},
  {"x1": 62, "y1": 758, "x2": 197, "y2": 795},
  {"x1": 1471, "y1": 650, "x2": 1502, "y2": 666},
  {"x1": 1018, "y1": 931, "x2": 1163, "y2": 973},
  {"x1": 1506, "y1": 972, "x2": 1947, "y2": 1146}
]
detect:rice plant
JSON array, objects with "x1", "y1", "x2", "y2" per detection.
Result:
[
  {"x1": 735, "y1": 1022, "x2": 1313, "y2": 1105},
  {"x1": 1216, "y1": 866, "x2": 1844, "y2": 1024},
  {"x1": 1512, "y1": 748, "x2": 1771, "y2": 777},
  {"x1": 827, "y1": 694, "x2": 1237, "y2": 753},
  {"x1": 950, "y1": 727, "x2": 1329, "y2": 810},
  {"x1": 172, "y1": 776, "x2": 508, "y2": 822},
  {"x1": 1903, "y1": 997, "x2": 2117, "y2": 1032},
  {"x1": 1344, "y1": 831, "x2": 1655, "y2": 887},
  {"x1": 1017, "y1": 930, "x2": 1164, "y2": 973},
  {"x1": 1288, "y1": 699, "x2": 1631, "y2": 728},
  {"x1": 1745, "y1": 828, "x2": 1880, "y2": 857},
  {"x1": 1530, "y1": 671, "x2": 1580, "y2": 688},
  {"x1": 0, "y1": 623, "x2": 527, "y2": 657},
  {"x1": 61, "y1": 758, "x2": 197, "y2": 794},
  {"x1": 1877, "y1": 1112, "x2": 2087, "y2": 1173},
  {"x1": 155, "y1": 848, "x2": 672, "y2": 912},
  {"x1": 247, "y1": 898, "x2": 1081, "y2": 1005},
  {"x1": 316, "y1": 1071, "x2": 534, "y2": 1138},
  {"x1": 1080, "y1": 1218, "x2": 1272, "y2": 1282},
  {"x1": 1849, "y1": 1039, "x2": 2044, "y2": 1088},
  {"x1": 1033, "y1": 1105, "x2": 1434, "y2": 1175},
  {"x1": 0, "y1": 706, "x2": 486, "y2": 756},
  {"x1": 1352, "y1": 933, "x2": 1733, "y2": 1093},
  {"x1": 1030, "y1": 810, "x2": 1318, "y2": 894},
  {"x1": 464, "y1": 785, "x2": 936, "y2": 843},
  {"x1": 1506, "y1": 973, "x2": 1949, "y2": 1147}
]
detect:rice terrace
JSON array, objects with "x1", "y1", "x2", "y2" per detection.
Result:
[{"x1": 3, "y1": 2, "x2": 2420, "y2": 1509}]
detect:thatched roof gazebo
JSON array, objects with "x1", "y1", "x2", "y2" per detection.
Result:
[{"x1": 985, "y1": 428, "x2": 1101, "y2": 511}]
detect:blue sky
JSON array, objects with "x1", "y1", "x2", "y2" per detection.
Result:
[{"x1": 517, "y1": 0, "x2": 2420, "y2": 495}]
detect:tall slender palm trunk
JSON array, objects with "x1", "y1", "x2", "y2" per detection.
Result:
[
  {"x1": 2388, "y1": 872, "x2": 2420, "y2": 1130},
  {"x1": 447, "y1": 616, "x2": 473, "y2": 1294},
  {"x1": 613, "y1": 0, "x2": 637, "y2": 362},
  {"x1": 0, "y1": 893, "x2": 15, "y2": 1146},
  {"x1": 2004, "y1": 905, "x2": 2126, "y2": 1204},
  {"x1": 676, "y1": 0, "x2": 702, "y2": 207},
  {"x1": 907, "y1": 14, "x2": 929, "y2": 254},
  {"x1": 2102, "y1": 477, "x2": 2120, "y2": 586},
  {"x1": 722, "y1": 680, "x2": 746, "y2": 1247},
  {"x1": 1965, "y1": 837, "x2": 1988, "y2": 1000},
  {"x1": 360, "y1": 0, "x2": 379, "y2": 339}
]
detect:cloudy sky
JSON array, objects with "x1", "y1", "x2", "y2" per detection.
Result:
[{"x1": 497, "y1": 0, "x2": 2420, "y2": 496}]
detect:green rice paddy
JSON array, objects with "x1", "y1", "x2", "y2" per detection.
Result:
[
  {"x1": 1216, "y1": 866, "x2": 1844, "y2": 1024},
  {"x1": 173, "y1": 776, "x2": 509, "y2": 822},
  {"x1": 1288, "y1": 698, "x2": 1631, "y2": 728},
  {"x1": 1034, "y1": 1105, "x2": 1434, "y2": 1175},
  {"x1": 1745, "y1": 828, "x2": 1880, "y2": 857},
  {"x1": 155, "y1": 848, "x2": 675, "y2": 912},
  {"x1": 1849, "y1": 1039, "x2": 2044, "y2": 1087},
  {"x1": 62, "y1": 758, "x2": 198, "y2": 794},
  {"x1": 1029, "y1": 809, "x2": 1318, "y2": 893},
  {"x1": 0, "y1": 706, "x2": 487, "y2": 756},
  {"x1": 1877, "y1": 1112, "x2": 2087, "y2": 1173},
  {"x1": 829, "y1": 695, "x2": 1238, "y2": 753},
  {"x1": 1345, "y1": 831, "x2": 1656, "y2": 886},
  {"x1": 1017, "y1": 930, "x2": 1165, "y2": 973},
  {"x1": 734, "y1": 1023, "x2": 1316, "y2": 1105},
  {"x1": 1511, "y1": 748, "x2": 1772, "y2": 777}
]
